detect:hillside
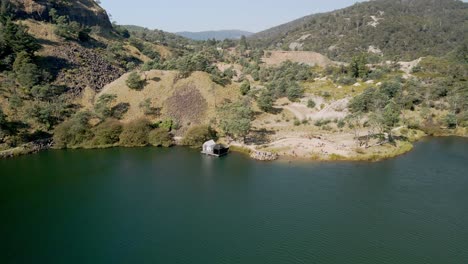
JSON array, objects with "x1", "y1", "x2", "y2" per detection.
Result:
[
  {"x1": 1, "y1": 0, "x2": 467, "y2": 161},
  {"x1": 176, "y1": 30, "x2": 253, "y2": 41},
  {"x1": 9, "y1": 0, "x2": 112, "y2": 29},
  {"x1": 251, "y1": 0, "x2": 468, "y2": 61}
]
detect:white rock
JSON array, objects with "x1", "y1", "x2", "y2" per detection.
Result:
[{"x1": 353, "y1": 83, "x2": 361, "y2": 87}]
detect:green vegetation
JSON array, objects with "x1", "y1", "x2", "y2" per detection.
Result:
[
  {"x1": 49, "y1": 8, "x2": 91, "y2": 41},
  {"x1": 119, "y1": 119, "x2": 151, "y2": 147},
  {"x1": 53, "y1": 112, "x2": 93, "y2": 149},
  {"x1": 126, "y1": 72, "x2": 145, "y2": 90},
  {"x1": 181, "y1": 125, "x2": 216, "y2": 147},
  {"x1": 240, "y1": 80, "x2": 251, "y2": 96},
  {"x1": 92, "y1": 119, "x2": 123, "y2": 146},
  {"x1": 307, "y1": 99, "x2": 316, "y2": 109},
  {"x1": 251, "y1": 0, "x2": 468, "y2": 61},
  {"x1": 218, "y1": 99, "x2": 253, "y2": 140},
  {"x1": 149, "y1": 128, "x2": 173, "y2": 147}
]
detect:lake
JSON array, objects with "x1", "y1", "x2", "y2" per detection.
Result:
[{"x1": 1, "y1": 137, "x2": 468, "y2": 264}]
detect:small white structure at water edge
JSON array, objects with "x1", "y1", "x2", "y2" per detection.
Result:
[
  {"x1": 202, "y1": 140, "x2": 229, "y2": 157},
  {"x1": 203, "y1": 140, "x2": 217, "y2": 154}
]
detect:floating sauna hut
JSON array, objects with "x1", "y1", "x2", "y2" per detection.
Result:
[{"x1": 202, "y1": 140, "x2": 229, "y2": 157}]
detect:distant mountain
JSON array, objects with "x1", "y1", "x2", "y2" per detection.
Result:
[
  {"x1": 250, "y1": 0, "x2": 468, "y2": 61},
  {"x1": 176, "y1": 30, "x2": 254, "y2": 41}
]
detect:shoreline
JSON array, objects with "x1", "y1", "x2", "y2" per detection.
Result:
[{"x1": 1, "y1": 134, "x2": 466, "y2": 162}]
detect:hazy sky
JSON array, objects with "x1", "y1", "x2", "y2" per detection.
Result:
[{"x1": 99, "y1": 0, "x2": 367, "y2": 33}]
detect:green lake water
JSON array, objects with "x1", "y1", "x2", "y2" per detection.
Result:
[{"x1": 1, "y1": 137, "x2": 468, "y2": 264}]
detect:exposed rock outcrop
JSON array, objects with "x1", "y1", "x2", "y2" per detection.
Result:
[
  {"x1": 43, "y1": 42, "x2": 124, "y2": 93},
  {"x1": 250, "y1": 151, "x2": 279, "y2": 161},
  {"x1": 10, "y1": 0, "x2": 112, "y2": 29}
]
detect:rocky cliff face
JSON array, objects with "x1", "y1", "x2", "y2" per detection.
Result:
[{"x1": 10, "y1": 0, "x2": 112, "y2": 29}]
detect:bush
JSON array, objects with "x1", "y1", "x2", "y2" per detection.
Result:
[
  {"x1": 337, "y1": 119, "x2": 346, "y2": 128},
  {"x1": 94, "y1": 94, "x2": 117, "y2": 119},
  {"x1": 139, "y1": 99, "x2": 160, "y2": 116},
  {"x1": 31, "y1": 84, "x2": 67, "y2": 100},
  {"x1": 314, "y1": 119, "x2": 332, "y2": 127},
  {"x1": 149, "y1": 128, "x2": 173, "y2": 147},
  {"x1": 91, "y1": 119, "x2": 123, "y2": 146},
  {"x1": 240, "y1": 80, "x2": 251, "y2": 95},
  {"x1": 13, "y1": 52, "x2": 41, "y2": 89},
  {"x1": 53, "y1": 112, "x2": 92, "y2": 148},
  {"x1": 181, "y1": 125, "x2": 216, "y2": 147},
  {"x1": 286, "y1": 82, "x2": 304, "y2": 101},
  {"x1": 119, "y1": 119, "x2": 151, "y2": 146},
  {"x1": 257, "y1": 91, "x2": 274, "y2": 113},
  {"x1": 126, "y1": 72, "x2": 145, "y2": 90},
  {"x1": 307, "y1": 99, "x2": 316, "y2": 109},
  {"x1": 380, "y1": 81, "x2": 402, "y2": 98},
  {"x1": 336, "y1": 76, "x2": 356, "y2": 86},
  {"x1": 111, "y1": 103, "x2": 130, "y2": 120},
  {"x1": 445, "y1": 113, "x2": 458, "y2": 128}
]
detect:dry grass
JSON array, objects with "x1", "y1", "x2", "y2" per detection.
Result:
[
  {"x1": 262, "y1": 51, "x2": 334, "y2": 67},
  {"x1": 95, "y1": 70, "x2": 241, "y2": 130}
]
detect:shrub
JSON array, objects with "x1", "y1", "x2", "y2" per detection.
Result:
[
  {"x1": 336, "y1": 76, "x2": 356, "y2": 86},
  {"x1": 31, "y1": 84, "x2": 67, "y2": 100},
  {"x1": 286, "y1": 82, "x2": 303, "y2": 101},
  {"x1": 119, "y1": 119, "x2": 151, "y2": 146},
  {"x1": 337, "y1": 119, "x2": 346, "y2": 128},
  {"x1": 126, "y1": 72, "x2": 145, "y2": 90},
  {"x1": 307, "y1": 99, "x2": 316, "y2": 109},
  {"x1": 53, "y1": 112, "x2": 92, "y2": 148},
  {"x1": 111, "y1": 103, "x2": 130, "y2": 120},
  {"x1": 13, "y1": 52, "x2": 41, "y2": 89},
  {"x1": 314, "y1": 119, "x2": 332, "y2": 127},
  {"x1": 92, "y1": 119, "x2": 123, "y2": 146},
  {"x1": 240, "y1": 80, "x2": 251, "y2": 95},
  {"x1": 181, "y1": 125, "x2": 216, "y2": 147},
  {"x1": 94, "y1": 94, "x2": 117, "y2": 119},
  {"x1": 445, "y1": 113, "x2": 458, "y2": 129},
  {"x1": 257, "y1": 91, "x2": 274, "y2": 113},
  {"x1": 149, "y1": 128, "x2": 173, "y2": 147},
  {"x1": 139, "y1": 99, "x2": 160, "y2": 116}
]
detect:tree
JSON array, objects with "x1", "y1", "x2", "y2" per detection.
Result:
[
  {"x1": 92, "y1": 119, "x2": 123, "y2": 146},
  {"x1": 149, "y1": 128, "x2": 173, "y2": 147},
  {"x1": 380, "y1": 81, "x2": 402, "y2": 98},
  {"x1": 257, "y1": 91, "x2": 274, "y2": 113},
  {"x1": 1, "y1": 19, "x2": 40, "y2": 56},
  {"x1": 218, "y1": 99, "x2": 252, "y2": 140},
  {"x1": 13, "y1": 51, "x2": 41, "y2": 89},
  {"x1": 307, "y1": 99, "x2": 316, "y2": 109},
  {"x1": 350, "y1": 54, "x2": 369, "y2": 78},
  {"x1": 445, "y1": 113, "x2": 458, "y2": 129},
  {"x1": 239, "y1": 35, "x2": 248, "y2": 53},
  {"x1": 286, "y1": 82, "x2": 303, "y2": 101},
  {"x1": 0, "y1": 108, "x2": 6, "y2": 127},
  {"x1": 382, "y1": 101, "x2": 400, "y2": 132},
  {"x1": 119, "y1": 119, "x2": 151, "y2": 146},
  {"x1": 53, "y1": 112, "x2": 93, "y2": 148},
  {"x1": 181, "y1": 125, "x2": 215, "y2": 147},
  {"x1": 126, "y1": 71, "x2": 145, "y2": 90},
  {"x1": 240, "y1": 80, "x2": 251, "y2": 96}
]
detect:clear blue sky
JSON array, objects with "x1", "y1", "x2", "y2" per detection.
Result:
[{"x1": 99, "y1": 0, "x2": 367, "y2": 33}]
